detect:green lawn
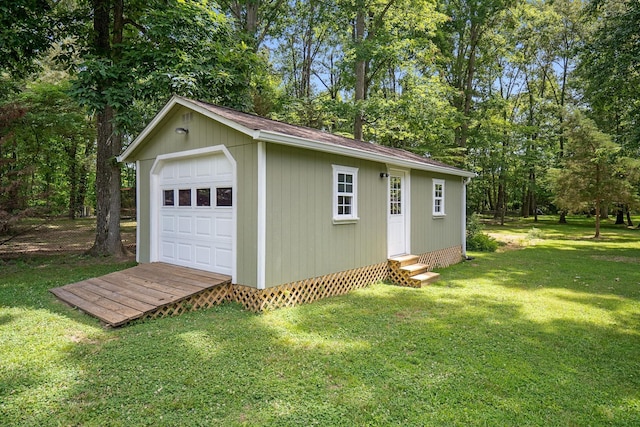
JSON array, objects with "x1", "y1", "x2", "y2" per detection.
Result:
[{"x1": 1, "y1": 216, "x2": 639, "y2": 426}]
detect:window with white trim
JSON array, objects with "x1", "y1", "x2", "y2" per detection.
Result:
[
  {"x1": 433, "y1": 179, "x2": 445, "y2": 216},
  {"x1": 332, "y1": 165, "x2": 358, "y2": 222}
]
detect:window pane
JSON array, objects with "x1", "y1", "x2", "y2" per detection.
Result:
[
  {"x1": 216, "y1": 187, "x2": 232, "y2": 207},
  {"x1": 163, "y1": 190, "x2": 174, "y2": 206},
  {"x1": 346, "y1": 174, "x2": 352, "y2": 184},
  {"x1": 179, "y1": 189, "x2": 191, "y2": 206},
  {"x1": 197, "y1": 188, "x2": 211, "y2": 206}
]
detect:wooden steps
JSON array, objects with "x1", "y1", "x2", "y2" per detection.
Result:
[{"x1": 388, "y1": 255, "x2": 440, "y2": 288}]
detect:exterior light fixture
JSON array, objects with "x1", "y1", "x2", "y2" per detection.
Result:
[
  {"x1": 380, "y1": 172, "x2": 389, "y2": 178},
  {"x1": 175, "y1": 127, "x2": 189, "y2": 134}
]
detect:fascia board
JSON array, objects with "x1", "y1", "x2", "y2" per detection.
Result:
[{"x1": 255, "y1": 130, "x2": 475, "y2": 178}]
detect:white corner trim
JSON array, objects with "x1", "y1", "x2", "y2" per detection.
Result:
[
  {"x1": 462, "y1": 176, "x2": 472, "y2": 258},
  {"x1": 257, "y1": 141, "x2": 267, "y2": 290},
  {"x1": 135, "y1": 161, "x2": 141, "y2": 263}
]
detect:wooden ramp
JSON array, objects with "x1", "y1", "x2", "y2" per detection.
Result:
[{"x1": 50, "y1": 263, "x2": 231, "y2": 327}]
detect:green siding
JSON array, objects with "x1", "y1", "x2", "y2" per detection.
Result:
[
  {"x1": 411, "y1": 171, "x2": 464, "y2": 254},
  {"x1": 264, "y1": 144, "x2": 387, "y2": 287},
  {"x1": 125, "y1": 106, "x2": 259, "y2": 287}
]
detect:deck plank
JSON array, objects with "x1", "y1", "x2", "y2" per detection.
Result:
[
  {"x1": 123, "y1": 265, "x2": 213, "y2": 292},
  {"x1": 106, "y1": 272, "x2": 189, "y2": 297},
  {"x1": 67, "y1": 286, "x2": 141, "y2": 319},
  {"x1": 81, "y1": 282, "x2": 157, "y2": 313},
  {"x1": 50, "y1": 263, "x2": 231, "y2": 327},
  {"x1": 87, "y1": 277, "x2": 177, "y2": 305},
  {"x1": 51, "y1": 287, "x2": 130, "y2": 325},
  {"x1": 147, "y1": 263, "x2": 230, "y2": 283}
]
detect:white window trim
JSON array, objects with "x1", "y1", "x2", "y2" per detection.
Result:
[
  {"x1": 433, "y1": 178, "x2": 446, "y2": 217},
  {"x1": 332, "y1": 165, "x2": 359, "y2": 223}
]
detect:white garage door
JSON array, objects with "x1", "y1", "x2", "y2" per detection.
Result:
[{"x1": 157, "y1": 153, "x2": 233, "y2": 275}]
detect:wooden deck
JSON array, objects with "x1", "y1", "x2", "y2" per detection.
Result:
[{"x1": 50, "y1": 263, "x2": 231, "y2": 327}]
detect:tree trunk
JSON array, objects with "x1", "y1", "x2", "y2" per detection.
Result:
[
  {"x1": 626, "y1": 206, "x2": 634, "y2": 227},
  {"x1": 67, "y1": 141, "x2": 78, "y2": 219},
  {"x1": 559, "y1": 210, "x2": 567, "y2": 224},
  {"x1": 87, "y1": 106, "x2": 127, "y2": 257},
  {"x1": 615, "y1": 206, "x2": 625, "y2": 224},
  {"x1": 494, "y1": 179, "x2": 506, "y2": 225},
  {"x1": 594, "y1": 201, "x2": 601, "y2": 238},
  {"x1": 353, "y1": 6, "x2": 366, "y2": 141}
]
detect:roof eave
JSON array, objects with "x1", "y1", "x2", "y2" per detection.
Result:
[{"x1": 255, "y1": 130, "x2": 475, "y2": 178}]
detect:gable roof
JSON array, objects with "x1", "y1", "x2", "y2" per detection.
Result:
[{"x1": 118, "y1": 95, "x2": 474, "y2": 178}]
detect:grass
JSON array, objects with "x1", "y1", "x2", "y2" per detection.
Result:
[{"x1": 1, "y1": 216, "x2": 639, "y2": 426}]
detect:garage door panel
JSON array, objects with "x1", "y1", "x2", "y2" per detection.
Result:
[
  {"x1": 178, "y1": 161, "x2": 192, "y2": 179},
  {"x1": 177, "y1": 216, "x2": 193, "y2": 234},
  {"x1": 195, "y1": 245, "x2": 212, "y2": 265},
  {"x1": 216, "y1": 160, "x2": 232, "y2": 179},
  {"x1": 162, "y1": 163, "x2": 176, "y2": 180},
  {"x1": 215, "y1": 247, "x2": 232, "y2": 272},
  {"x1": 177, "y1": 243, "x2": 192, "y2": 262},
  {"x1": 195, "y1": 157, "x2": 213, "y2": 177},
  {"x1": 162, "y1": 215, "x2": 175, "y2": 232},
  {"x1": 161, "y1": 241, "x2": 176, "y2": 260},
  {"x1": 157, "y1": 153, "x2": 234, "y2": 275},
  {"x1": 195, "y1": 217, "x2": 212, "y2": 236},
  {"x1": 215, "y1": 217, "x2": 233, "y2": 238}
]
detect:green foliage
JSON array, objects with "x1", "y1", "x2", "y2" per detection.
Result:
[
  {"x1": 549, "y1": 112, "x2": 639, "y2": 221},
  {"x1": 0, "y1": 0, "x2": 56, "y2": 78},
  {"x1": 2, "y1": 221, "x2": 640, "y2": 425},
  {"x1": 466, "y1": 213, "x2": 498, "y2": 252},
  {"x1": 71, "y1": 0, "x2": 258, "y2": 134},
  {"x1": 0, "y1": 78, "x2": 95, "y2": 218},
  {"x1": 579, "y1": 0, "x2": 640, "y2": 154}
]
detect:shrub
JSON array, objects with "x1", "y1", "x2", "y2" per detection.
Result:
[
  {"x1": 527, "y1": 227, "x2": 544, "y2": 240},
  {"x1": 466, "y1": 213, "x2": 498, "y2": 252}
]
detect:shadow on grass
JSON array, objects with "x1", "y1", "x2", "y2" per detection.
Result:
[{"x1": 4, "y1": 275, "x2": 638, "y2": 426}]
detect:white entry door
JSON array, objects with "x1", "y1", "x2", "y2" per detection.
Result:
[
  {"x1": 156, "y1": 153, "x2": 233, "y2": 275},
  {"x1": 388, "y1": 170, "x2": 409, "y2": 257}
]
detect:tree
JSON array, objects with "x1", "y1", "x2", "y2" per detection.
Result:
[
  {"x1": 578, "y1": 0, "x2": 640, "y2": 225},
  {"x1": 0, "y1": 103, "x2": 28, "y2": 233},
  {"x1": 345, "y1": 0, "x2": 444, "y2": 141},
  {"x1": 0, "y1": 0, "x2": 57, "y2": 79},
  {"x1": 434, "y1": 0, "x2": 514, "y2": 150},
  {"x1": 549, "y1": 112, "x2": 639, "y2": 238},
  {"x1": 15, "y1": 80, "x2": 95, "y2": 218},
  {"x1": 70, "y1": 0, "x2": 257, "y2": 257}
]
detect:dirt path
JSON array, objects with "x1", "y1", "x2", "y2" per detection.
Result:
[{"x1": 0, "y1": 218, "x2": 136, "y2": 258}]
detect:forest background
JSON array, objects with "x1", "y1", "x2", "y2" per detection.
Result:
[{"x1": 1, "y1": 0, "x2": 639, "y2": 255}]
